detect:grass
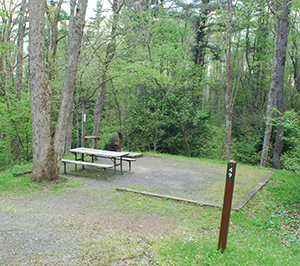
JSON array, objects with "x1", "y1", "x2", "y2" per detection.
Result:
[
  {"x1": 0, "y1": 162, "x2": 81, "y2": 194},
  {"x1": 149, "y1": 170, "x2": 300, "y2": 265},
  {"x1": 0, "y1": 155, "x2": 299, "y2": 265},
  {"x1": 111, "y1": 166, "x2": 300, "y2": 265}
]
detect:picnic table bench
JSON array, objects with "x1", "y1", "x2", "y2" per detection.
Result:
[
  {"x1": 115, "y1": 157, "x2": 136, "y2": 172},
  {"x1": 61, "y1": 159, "x2": 113, "y2": 179}
]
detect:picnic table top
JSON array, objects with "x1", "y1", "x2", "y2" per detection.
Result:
[{"x1": 69, "y1": 147, "x2": 129, "y2": 158}]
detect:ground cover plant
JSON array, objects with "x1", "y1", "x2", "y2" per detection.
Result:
[{"x1": 0, "y1": 157, "x2": 299, "y2": 265}]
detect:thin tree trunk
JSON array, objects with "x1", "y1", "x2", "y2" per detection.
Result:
[
  {"x1": 92, "y1": 74, "x2": 106, "y2": 149},
  {"x1": 54, "y1": 0, "x2": 88, "y2": 164},
  {"x1": 273, "y1": 0, "x2": 290, "y2": 169},
  {"x1": 92, "y1": 0, "x2": 124, "y2": 149},
  {"x1": 260, "y1": 11, "x2": 280, "y2": 167},
  {"x1": 46, "y1": 0, "x2": 64, "y2": 81},
  {"x1": 15, "y1": 0, "x2": 26, "y2": 100},
  {"x1": 65, "y1": 112, "x2": 73, "y2": 155}
]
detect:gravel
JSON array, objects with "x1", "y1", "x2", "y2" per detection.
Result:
[{"x1": 0, "y1": 154, "x2": 230, "y2": 265}]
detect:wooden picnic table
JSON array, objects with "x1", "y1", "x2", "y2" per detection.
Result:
[{"x1": 69, "y1": 147, "x2": 129, "y2": 174}]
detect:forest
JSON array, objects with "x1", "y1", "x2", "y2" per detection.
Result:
[{"x1": 1, "y1": 0, "x2": 300, "y2": 179}]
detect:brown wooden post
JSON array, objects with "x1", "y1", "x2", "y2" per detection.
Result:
[{"x1": 218, "y1": 160, "x2": 237, "y2": 252}]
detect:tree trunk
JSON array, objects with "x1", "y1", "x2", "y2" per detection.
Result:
[
  {"x1": 260, "y1": 11, "x2": 281, "y2": 167},
  {"x1": 46, "y1": 0, "x2": 64, "y2": 81},
  {"x1": 15, "y1": 0, "x2": 26, "y2": 100},
  {"x1": 54, "y1": 0, "x2": 88, "y2": 164},
  {"x1": 272, "y1": 0, "x2": 290, "y2": 169},
  {"x1": 92, "y1": 74, "x2": 106, "y2": 149},
  {"x1": 218, "y1": 0, "x2": 233, "y2": 161},
  {"x1": 29, "y1": 0, "x2": 58, "y2": 182},
  {"x1": 65, "y1": 112, "x2": 73, "y2": 156},
  {"x1": 91, "y1": 0, "x2": 124, "y2": 149},
  {"x1": 29, "y1": 0, "x2": 87, "y2": 182}
]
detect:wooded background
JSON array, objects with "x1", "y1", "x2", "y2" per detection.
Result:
[{"x1": 1, "y1": 0, "x2": 300, "y2": 176}]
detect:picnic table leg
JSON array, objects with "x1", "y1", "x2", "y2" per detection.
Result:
[
  {"x1": 75, "y1": 153, "x2": 77, "y2": 171},
  {"x1": 63, "y1": 162, "x2": 67, "y2": 174},
  {"x1": 113, "y1": 158, "x2": 116, "y2": 174},
  {"x1": 120, "y1": 157, "x2": 123, "y2": 174},
  {"x1": 81, "y1": 153, "x2": 85, "y2": 170},
  {"x1": 129, "y1": 161, "x2": 131, "y2": 172}
]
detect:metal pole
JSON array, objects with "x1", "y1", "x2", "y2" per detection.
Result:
[
  {"x1": 218, "y1": 160, "x2": 237, "y2": 252},
  {"x1": 81, "y1": 97, "x2": 86, "y2": 147}
]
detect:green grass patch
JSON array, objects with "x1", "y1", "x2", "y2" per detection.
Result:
[
  {"x1": 108, "y1": 160, "x2": 299, "y2": 265},
  {"x1": 0, "y1": 162, "x2": 81, "y2": 194},
  {"x1": 77, "y1": 233, "x2": 147, "y2": 264},
  {"x1": 148, "y1": 170, "x2": 300, "y2": 265}
]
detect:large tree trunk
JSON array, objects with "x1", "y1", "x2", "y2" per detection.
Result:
[
  {"x1": 29, "y1": 0, "x2": 58, "y2": 182},
  {"x1": 260, "y1": 10, "x2": 281, "y2": 167},
  {"x1": 272, "y1": 0, "x2": 290, "y2": 169},
  {"x1": 29, "y1": 0, "x2": 87, "y2": 182},
  {"x1": 218, "y1": 0, "x2": 233, "y2": 161}
]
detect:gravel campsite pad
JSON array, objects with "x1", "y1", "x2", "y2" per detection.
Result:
[
  {"x1": 111, "y1": 155, "x2": 271, "y2": 207},
  {"x1": 0, "y1": 155, "x2": 271, "y2": 265}
]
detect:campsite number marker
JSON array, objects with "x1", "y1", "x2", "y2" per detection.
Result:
[{"x1": 218, "y1": 160, "x2": 237, "y2": 252}]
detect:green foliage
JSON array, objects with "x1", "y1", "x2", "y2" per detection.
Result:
[
  {"x1": 0, "y1": 91, "x2": 32, "y2": 171},
  {"x1": 274, "y1": 109, "x2": 300, "y2": 173}
]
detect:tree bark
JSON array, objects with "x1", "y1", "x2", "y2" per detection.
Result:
[
  {"x1": 65, "y1": 112, "x2": 73, "y2": 156},
  {"x1": 15, "y1": 0, "x2": 26, "y2": 100},
  {"x1": 217, "y1": 0, "x2": 233, "y2": 161},
  {"x1": 46, "y1": 0, "x2": 64, "y2": 81},
  {"x1": 91, "y1": 0, "x2": 124, "y2": 149},
  {"x1": 54, "y1": 0, "x2": 88, "y2": 164},
  {"x1": 260, "y1": 10, "x2": 280, "y2": 167},
  {"x1": 272, "y1": 0, "x2": 291, "y2": 169},
  {"x1": 29, "y1": 0, "x2": 58, "y2": 182},
  {"x1": 29, "y1": 0, "x2": 87, "y2": 182},
  {"x1": 92, "y1": 75, "x2": 106, "y2": 149}
]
